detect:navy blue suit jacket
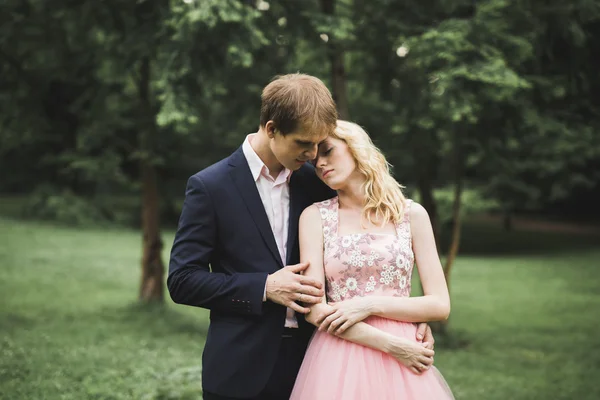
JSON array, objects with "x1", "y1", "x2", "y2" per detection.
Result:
[{"x1": 168, "y1": 146, "x2": 335, "y2": 397}]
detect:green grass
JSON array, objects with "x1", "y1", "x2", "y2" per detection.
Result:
[
  {"x1": 0, "y1": 221, "x2": 206, "y2": 400},
  {"x1": 0, "y1": 217, "x2": 599, "y2": 399}
]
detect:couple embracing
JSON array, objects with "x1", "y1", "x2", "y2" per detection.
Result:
[{"x1": 168, "y1": 73, "x2": 454, "y2": 400}]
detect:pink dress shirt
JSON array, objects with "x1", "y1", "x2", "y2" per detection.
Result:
[{"x1": 242, "y1": 134, "x2": 298, "y2": 328}]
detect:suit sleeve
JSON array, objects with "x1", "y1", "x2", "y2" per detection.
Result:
[
  {"x1": 167, "y1": 174, "x2": 267, "y2": 316},
  {"x1": 308, "y1": 171, "x2": 337, "y2": 202}
]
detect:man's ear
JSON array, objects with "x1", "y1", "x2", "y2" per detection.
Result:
[{"x1": 265, "y1": 121, "x2": 277, "y2": 138}]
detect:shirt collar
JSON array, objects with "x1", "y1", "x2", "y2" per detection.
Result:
[{"x1": 242, "y1": 134, "x2": 292, "y2": 183}]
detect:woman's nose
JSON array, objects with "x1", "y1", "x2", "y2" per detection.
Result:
[{"x1": 316, "y1": 157, "x2": 327, "y2": 169}]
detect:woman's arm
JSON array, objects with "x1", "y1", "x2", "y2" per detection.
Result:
[
  {"x1": 320, "y1": 202, "x2": 450, "y2": 334},
  {"x1": 299, "y1": 206, "x2": 434, "y2": 373},
  {"x1": 368, "y1": 202, "x2": 450, "y2": 321}
]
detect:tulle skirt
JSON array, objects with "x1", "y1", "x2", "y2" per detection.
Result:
[{"x1": 290, "y1": 316, "x2": 455, "y2": 400}]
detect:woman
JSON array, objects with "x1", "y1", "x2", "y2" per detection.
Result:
[{"x1": 290, "y1": 121, "x2": 455, "y2": 399}]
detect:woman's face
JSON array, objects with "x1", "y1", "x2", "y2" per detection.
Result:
[{"x1": 313, "y1": 137, "x2": 358, "y2": 190}]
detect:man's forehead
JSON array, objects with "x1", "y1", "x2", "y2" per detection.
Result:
[{"x1": 293, "y1": 128, "x2": 330, "y2": 143}]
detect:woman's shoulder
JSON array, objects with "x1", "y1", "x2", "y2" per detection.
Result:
[
  {"x1": 299, "y1": 203, "x2": 322, "y2": 225},
  {"x1": 301, "y1": 197, "x2": 338, "y2": 221},
  {"x1": 406, "y1": 200, "x2": 426, "y2": 215},
  {"x1": 404, "y1": 200, "x2": 432, "y2": 227}
]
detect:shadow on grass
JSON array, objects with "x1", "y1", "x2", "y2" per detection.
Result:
[
  {"x1": 0, "y1": 312, "x2": 36, "y2": 334},
  {"x1": 92, "y1": 302, "x2": 209, "y2": 338},
  {"x1": 432, "y1": 329, "x2": 473, "y2": 351}
]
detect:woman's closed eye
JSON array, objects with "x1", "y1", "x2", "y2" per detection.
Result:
[
  {"x1": 312, "y1": 146, "x2": 333, "y2": 166},
  {"x1": 321, "y1": 147, "x2": 333, "y2": 156}
]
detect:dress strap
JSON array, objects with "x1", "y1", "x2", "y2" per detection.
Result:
[
  {"x1": 315, "y1": 197, "x2": 339, "y2": 247},
  {"x1": 395, "y1": 199, "x2": 413, "y2": 239}
]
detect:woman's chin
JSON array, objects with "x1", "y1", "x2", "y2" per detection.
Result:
[{"x1": 321, "y1": 179, "x2": 340, "y2": 191}]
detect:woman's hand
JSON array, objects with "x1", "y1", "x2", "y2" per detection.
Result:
[
  {"x1": 317, "y1": 297, "x2": 373, "y2": 335},
  {"x1": 305, "y1": 303, "x2": 335, "y2": 327},
  {"x1": 384, "y1": 336, "x2": 435, "y2": 374},
  {"x1": 416, "y1": 322, "x2": 435, "y2": 350}
]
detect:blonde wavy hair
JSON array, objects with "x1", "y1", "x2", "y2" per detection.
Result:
[{"x1": 332, "y1": 120, "x2": 407, "y2": 226}]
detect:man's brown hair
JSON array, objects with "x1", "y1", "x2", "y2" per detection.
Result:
[{"x1": 260, "y1": 73, "x2": 338, "y2": 135}]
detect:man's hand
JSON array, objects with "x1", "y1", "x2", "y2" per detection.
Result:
[
  {"x1": 266, "y1": 262, "x2": 324, "y2": 314},
  {"x1": 416, "y1": 322, "x2": 435, "y2": 350},
  {"x1": 385, "y1": 335, "x2": 435, "y2": 374}
]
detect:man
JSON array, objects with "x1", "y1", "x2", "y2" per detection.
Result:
[{"x1": 168, "y1": 73, "x2": 434, "y2": 400}]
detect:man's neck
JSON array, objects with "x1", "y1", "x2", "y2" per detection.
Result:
[{"x1": 250, "y1": 129, "x2": 285, "y2": 179}]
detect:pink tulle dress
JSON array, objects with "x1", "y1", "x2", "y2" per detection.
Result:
[{"x1": 290, "y1": 197, "x2": 455, "y2": 400}]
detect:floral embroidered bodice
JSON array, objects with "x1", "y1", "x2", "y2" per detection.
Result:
[{"x1": 316, "y1": 197, "x2": 414, "y2": 302}]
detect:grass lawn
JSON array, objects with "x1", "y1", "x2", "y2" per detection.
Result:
[{"x1": 0, "y1": 216, "x2": 599, "y2": 399}]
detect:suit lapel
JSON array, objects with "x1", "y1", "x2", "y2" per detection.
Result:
[
  {"x1": 228, "y1": 148, "x2": 284, "y2": 267},
  {"x1": 286, "y1": 172, "x2": 305, "y2": 265}
]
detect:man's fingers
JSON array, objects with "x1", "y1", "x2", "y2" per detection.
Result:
[
  {"x1": 419, "y1": 355, "x2": 434, "y2": 366},
  {"x1": 296, "y1": 284, "x2": 324, "y2": 298},
  {"x1": 422, "y1": 348, "x2": 435, "y2": 357},
  {"x1": 410, "y1": 366, "x2": 422, "y2": 375},
  {"x1": 288, "y1": 301, "x2": 311, "y2": 314},
  {"x1": 296, "y1": 294, "x2": 322, "y2": 305},
  {"x1": 286, "y1": 262, "x2": 310, "y2": 273},
  {"x1": 297, "y1": 275, "x2": 323, "y2": 290}
]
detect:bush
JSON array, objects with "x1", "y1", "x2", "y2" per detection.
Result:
[
  {"x1": 413, "y1": 186, "x2": 500, "y2": 226},
  {"x1": 18, "y1": 186, "x2": 179, "y2": 228},
  {"x1": 21, "y1": 185, "x2": 109, "y2": 226}
]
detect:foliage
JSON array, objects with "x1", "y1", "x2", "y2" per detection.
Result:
[
  {"x1": 421, "y1": 187, "x2": 500, "y2": 227},
  {"x1": 21, "y1": 185, "x2": 110, "y2": 226},
  {"x1": 1, "y1": 0, "x2": 599, "y2": 217}
]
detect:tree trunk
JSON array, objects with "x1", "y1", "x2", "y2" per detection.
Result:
[
  {"x1": 503, "y1": 209, "x2": 513, "y2": 231},
  {"x1": 431, "y1": 130, "x2": 464, "y2": 335},
  {"x1": 138, "y1": 56, "x2": 164, "y2": 303},
  {"x1": 320, "y1": 0, "x2": 350, "y2": 120},
  {"x1": 330, "y1": 49, "x2": 350, "y2": 119},
  {"x1": 412, "y1": 129, "x2": 440, "y2": 305},
  {"x1": 443, "y1": 131, "x2": 464, "y2": 294},
  {"x1": 414, "y1": 142, "x2": 440, "y2": 244}
]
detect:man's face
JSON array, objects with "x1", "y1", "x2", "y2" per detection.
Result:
[{"x1": 268, "y1": 122, "x2": 330, "y2": 171}]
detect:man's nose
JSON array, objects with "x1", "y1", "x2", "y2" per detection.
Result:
[{"x1": 306, "y1": 144, "x2": 319, "y2": 160}]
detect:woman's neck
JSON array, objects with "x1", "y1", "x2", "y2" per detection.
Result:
[{"x1": 337, "y1": 176, "x2": 366, "y2": 211}]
